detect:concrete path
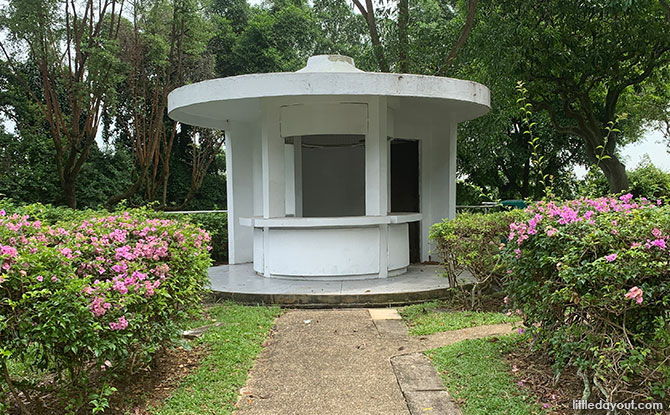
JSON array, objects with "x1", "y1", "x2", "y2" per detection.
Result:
[{"x1": 234, "y1": 309, "x2": 513, "y2": 415}]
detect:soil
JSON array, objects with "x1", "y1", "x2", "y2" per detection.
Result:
[
  {"x1": 7, "y1": 344, "x2": 206, "y2": 415},
  {"x1": 504, "y1": 339, "x2": 583, "y2": 415},
  {"x1": 108, "y1": 344, "x2": 206, "y2": 414}
]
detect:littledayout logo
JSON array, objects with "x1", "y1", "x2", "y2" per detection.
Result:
[{"x1": 573, "y1": 399, "x2": 664, "y2": 412}]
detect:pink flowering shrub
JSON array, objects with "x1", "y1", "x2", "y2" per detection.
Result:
[
  {"x1": 0, "y1": 204, "x2": 211, "y2": 413},
  {"x1": 503, "y1": 195, "x2": 670, "y2": 404}
]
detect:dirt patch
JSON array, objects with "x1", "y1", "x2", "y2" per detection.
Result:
[
  {"x1": 7, "y1": 344, "x2": 206, "y2": 415},
  {"x1": 504, "y1": 340, "x2": 582, "y2": 414},
  {"x1": 110, "y1": 344, "x2": 207, "y2": 414}
]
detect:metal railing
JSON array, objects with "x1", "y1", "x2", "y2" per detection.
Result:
[{"x1": 163, "y1": 210, "x2": 227, "y2": 214}]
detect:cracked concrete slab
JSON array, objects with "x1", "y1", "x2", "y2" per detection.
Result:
[{"x1": 391, "y1": 353, "x2": 461, "y2": 415}]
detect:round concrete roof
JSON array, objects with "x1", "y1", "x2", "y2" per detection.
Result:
[{"x1": 168, "y1": 55, "x2": 491, "y2": 130}]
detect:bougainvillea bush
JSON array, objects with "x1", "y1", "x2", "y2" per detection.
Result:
[
  {"x1": 503, "y1": 195, "x2": 670, "y2": 405},
  {"x1": 0, "y1": 206, "x2": 211, "y2": 414}
]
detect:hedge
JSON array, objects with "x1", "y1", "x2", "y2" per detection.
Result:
[{"x1": 430, "y1": 210, "x2": 527, "y2": 307}]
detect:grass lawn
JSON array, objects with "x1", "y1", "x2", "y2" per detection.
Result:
[
  {"x1": 145, "y1": 303, "x2": 281, "y2": 415},
  {"x1": 399, "y1": 300, "x2": 521, "y2": 335},
  {"x1": 428, "y1": 336, "x2": 542, "y2": 415}
]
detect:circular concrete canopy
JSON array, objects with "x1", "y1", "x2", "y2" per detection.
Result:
[{"x1": 168, "y1": 55, "x2": 491, "y2": 130}]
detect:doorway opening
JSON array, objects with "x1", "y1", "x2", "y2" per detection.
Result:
[{"x1": 390, "y1": 138, "x2": 420, "y2": 263}]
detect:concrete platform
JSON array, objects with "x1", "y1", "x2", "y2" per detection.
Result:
[{"x1": 208, "y1": 263, "x2": 473, "y2": 307}]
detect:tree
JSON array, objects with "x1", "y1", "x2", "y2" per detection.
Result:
[
  {"x1": 0, "y1": 0, "x2": 126, "y2": 208},
  {"x1": 350, "y1": 0, "x2": 479, "y2": 74},
  {"x1": 476, "y1": 0, "x2": 670, "y2": 193},
  {"x1": 106, "y1": 0, "x2": 214, "y2": 209}
]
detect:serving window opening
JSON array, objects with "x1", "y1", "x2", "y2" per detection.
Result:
[{"x1": 288, "y1": 134, "x2": 365, "y2": 218}]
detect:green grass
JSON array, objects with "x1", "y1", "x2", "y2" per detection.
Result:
[
  {"x1": 428, "y1": 336, "x2": 541, "y2": 415},
  {"x1": 399, "y1": 300, "x2": 521, "y2": 335},
  {"x1": 146, "y1": 303, "x2": 281, "y2": 415}
]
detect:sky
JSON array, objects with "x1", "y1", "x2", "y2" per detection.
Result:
[{"x1": 620, "y1": 127, "x2": 669, "y2": 171}]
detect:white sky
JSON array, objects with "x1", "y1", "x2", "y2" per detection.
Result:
[{"x1": 621, "y1": 127, "x2": 669, "y2": 171}]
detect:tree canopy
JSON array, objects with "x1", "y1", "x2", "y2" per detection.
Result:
[{"x1": 0, "y1": 0, "x2": 669, "y2": 209}]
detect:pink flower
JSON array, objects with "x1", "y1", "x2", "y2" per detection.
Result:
[
  {"x1": 109, "y1": 316, "x2": 128, "y2": 331},
  {"x1": 506, "y1": 311, "x2": 512, "y2": 317},
  {"x1": 652, "y1": 228, "x2": 662, "y2": 238},
  {"x1": 605, "y1": 254, "x2": 617, "y2": 262},
  {"x1": 650, "y1": 239, "x2": 666, "y2": 250},
  {"x1": 546, "y1": 227, "x2": 557, "y2": 237},
  {"x1": 619, "y1": 193, "x2": 633, "y2": 203},
  {"x1": 514, "y1": 248, "x2": 521, "y2": 259},
  {"x1": 503, "y1": 296, "x2": 509, "y2": 304},
  {"x1": 89, "y1": 297, "x2": 112, "y2": 317},
  {"x1": 36, "y1": 275, "x2": 43, "y2": 282},
  {"x1": 0, "y1": 209, "x2": 5, "y2": 216},
  {"x1": 0, "y1": 245, "x2": 18, "y2": 257},
  {"x1": 517, "y1": 327, "x2": 525, "y2": 335},
  {"x1": 624, "y1": 286, "x2": 643, "y2": 304}
]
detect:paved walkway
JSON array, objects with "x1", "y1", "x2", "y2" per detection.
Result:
[{"x1": 234, "y1": 309, "x2": 514, "y2": 415}]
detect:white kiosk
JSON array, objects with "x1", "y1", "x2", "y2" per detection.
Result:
[{"x1": 168, "y1": 55, "x2": 490, "y2": 280}]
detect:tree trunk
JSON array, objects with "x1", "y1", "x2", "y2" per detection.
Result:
[
  {"x1": 398, "y1": 0, "x2": 409, "y2": 73},
  {"x1": 104, "y1": 168, "x2": 148, "y2": 209},
  {"x1": 598, "y1": 155, "x2": 630, "y2": 194},
  {"x1": 62, "y1": 176, "x2": 77, "y2": 209},
  {"x1": 437, "y1": 0, "x2": 478, "y2": 75}
]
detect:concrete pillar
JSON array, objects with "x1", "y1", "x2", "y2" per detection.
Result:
[
  {"x1": 365, "y1": 96, "x2": 388, "y2": 216},
  {"x1": 261, "y1": 102, "x2": 285, "y2": 218},
  {"x1": 420, "y1": 119, "x2": 457, "y2": 261},
  {"x1": 225, "y1": 122, "x2": 254, "y2": 264},
  {"x1": 446, "y1": 122, "x2": 457, "y2": 220}
]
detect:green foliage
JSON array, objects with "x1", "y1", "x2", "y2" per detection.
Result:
[
  {"x1": 503, "y1": 197, "x2": 670, "y2": 404},
  {"x1": 471, "y1": 0, "x2": 670, "y2": 192},
  {"x1": 430, "y1": 210, "x2": 527, "y2": 306},
  {"x1": 210, "y1": 0, "x2": 319, "y2": 76},
  {"x1": 181, "y1": 212, "x2": 228, "y2": 263},
  {"x1": 456, "y1": 180, "x2": 489, "y2": 206},
  {"x1": 428, "y1": 336, "x2": 542, "y2": 415},
  {"x1": 580, "y1": 157, "x2": 670, "y2": 200},
  {"x1": 400, "y1": 301, "x2": 520, "y2": 336},
  {"x1": 149, "y1": 303, "x2": 281, "y2": 414},
  {"x1": 0, "y1": 204, "x2": 211, "y2": 413}
]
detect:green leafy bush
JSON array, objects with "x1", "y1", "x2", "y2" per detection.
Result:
[
  {"x1": 0, "y1": 204, "x2": 211, "y2": 414},
  {"x1": 503, "y1": 195, "x2": 670, "y2": 405},
  {"x1": 181, "y1": 212, "x2": 228, "y2": 263},
  {"x1": 430, "y1": 210, "x2": 527, "y2": 307}
]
